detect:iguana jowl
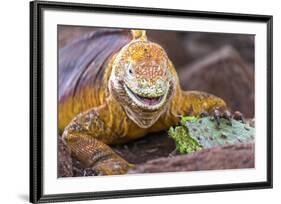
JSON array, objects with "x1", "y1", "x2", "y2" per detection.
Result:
[{"x1": 59, "y1": 29, "x2": 227, "y2": 175}]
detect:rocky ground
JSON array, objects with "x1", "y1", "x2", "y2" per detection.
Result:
[{"x1": 58, "y1": 131, "x2": 254, "y2": 177}]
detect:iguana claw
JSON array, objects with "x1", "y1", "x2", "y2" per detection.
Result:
[
  {"x1": 233, "y1": 111, "x2": 245, "y2": 123},
  {"x1": 200, "y1": 108, "x2": 232, "y2": 126},
  {"x1": 207, "y1": 109, "x2": 245, "y2": 127},
  {"x1": 93, "y1": 160, "x2": 134, "y2": 176}
]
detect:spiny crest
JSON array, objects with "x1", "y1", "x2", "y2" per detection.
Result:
[{"x1": 131, "y1": 30, "x2": 147, "y2": 41}]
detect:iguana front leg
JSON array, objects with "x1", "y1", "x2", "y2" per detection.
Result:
[
  {"x1": 179, "y1": 91, "x2": 247, "y2": 125},
  {"x1": 62, "y1": 104, "x2": 133, "y2": 175},
  {"x1": 177, "y1": 90, "x2": 229, "y2": 117}
]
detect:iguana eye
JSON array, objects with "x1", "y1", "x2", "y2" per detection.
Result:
[{"x1": 126, "y1": 62, "x2": 134, "y2": 77}]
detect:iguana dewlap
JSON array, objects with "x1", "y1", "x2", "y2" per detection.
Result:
[{"x1": 59, "y1": 29, "x2": 227, "y2": 175}]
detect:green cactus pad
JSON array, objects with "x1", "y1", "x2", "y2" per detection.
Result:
[{"x1": 168, "y1": 117, "x2": 255, "y2": 154}]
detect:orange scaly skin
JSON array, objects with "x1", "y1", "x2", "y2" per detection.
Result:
[{"x1": 60, "y1": 30, "x2": 227, "y2": 175}]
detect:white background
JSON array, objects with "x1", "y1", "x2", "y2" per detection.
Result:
[{"x1": 0, "y1": 0, "x2": 279, "y2": 203}]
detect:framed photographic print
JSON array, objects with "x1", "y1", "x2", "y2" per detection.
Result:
[{"x1": 30, "y1": 0, "x2": 273, "y2": 203}]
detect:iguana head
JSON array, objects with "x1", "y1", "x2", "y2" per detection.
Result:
[{"x1": 109, "y1": 30, "x2": 176, "y2": 128}]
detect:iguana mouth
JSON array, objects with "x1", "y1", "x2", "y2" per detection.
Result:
[
  {"x1": 124, "y1": 84, "x2": 166, "y2": 109},
  {"x1": 134, "y1": 92, "x2": 163, "y2": 106}
]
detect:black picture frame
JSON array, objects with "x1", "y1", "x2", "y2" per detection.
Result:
[{"x1": 30, "y1": 0, "x2": 273, "y2": 203}]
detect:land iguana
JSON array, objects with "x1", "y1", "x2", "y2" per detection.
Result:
[{"x1": 59, "y1": 29, "x2": 241, "y2": 175}]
